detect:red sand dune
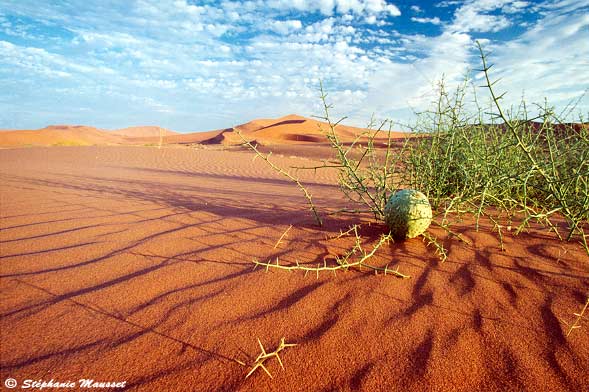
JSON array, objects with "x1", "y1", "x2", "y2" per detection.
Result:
[
  {"x1": 132, "y1": 129, "x2": 229, "y2": 145},
  {"x1": 19, "y1": 115, "x2": 407, "y2": 149},
  {"x1": 229, "y1": 114, "x2": 405, "y2": 146},
  {"x1": 0, "y1": 125, "x2": 180, "y2": 147},
  {"x1": 0, "y1": 125, "x2": 126, "y2": 147},
  {"x1": 103, "y1": 114, "x2": 407, "y2": 147},
  {"x1": 0, "y1": 115, "x2": 407, "y2": 148},
  {"x1": 111, "y1": 126, "x2": 179, "y2": 138},
  {"x1": 0, "y1": 145, "x2": 587, "y2": 391}
]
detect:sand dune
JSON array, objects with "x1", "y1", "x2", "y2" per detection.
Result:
[
  {"x1": 233, "y1": 114, "x2": 405, "y2": 145},
  {"x1": 111, "y1": 126, "x2": 179, "y2": 138},
  {"x1": 0, "y1": 145, "x2": 587, "y2": 391},
  {"x1": 135, "y1": 114, "x2": 406, "y2": 147},
  {"x1": 0, "y1": 125, "x2": 126, "y2": 147},
  {"x1": 0, "y1": 115, "x2": 407, "y2": 148},
  {"x1": 0, "y1": 125, "x2": 180, "y2": 147}
]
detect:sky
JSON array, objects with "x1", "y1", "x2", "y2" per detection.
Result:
[{"x1": 0, "y1": 0, "x2": 588, "y2": 132}]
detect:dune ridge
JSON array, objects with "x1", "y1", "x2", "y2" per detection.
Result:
[
  {"x1": 0, "y1": 125, "x2": 125, "y2": 146},
  {"x1": 0, "y1": 115, "x2": 406, "y2": 148},
  {"x1": 111, "y1": 126, "x2": 179, "y2": 138}
]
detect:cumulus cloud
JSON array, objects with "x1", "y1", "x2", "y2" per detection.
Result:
[
  {"x1": 411, "y1": 16, "x2": 442, "y2": 25},
  {"x1": 0, "y1": 0, "x2": 586, "y2": 131},
  {"x1": 265, "y1": 0, "x2": 400, "y2": 17},
  {"x1": 269, "y1": 19, "x2": 303, "y2": 34},
  {"x1": 478, "y1": 7, "x2": 589, "y2": 116},
  {"x1": 502, "y1": 1, "x2": 530, "y2": 13},
  {"x1": 450, "y1": 1, "x2": 513, "y2": 33}
]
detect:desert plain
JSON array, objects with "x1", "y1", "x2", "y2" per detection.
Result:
[{"x1": 0, "y1": 116, "x2": 588, "y2": 391}]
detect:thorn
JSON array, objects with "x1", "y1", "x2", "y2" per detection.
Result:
[
  {"x1": 260, "y1": 363, "x2": 273, "y2": 379},
  {"x1": 257, "y1": 338, "x2": 266, "y2": 355},
  {"x1": 245, "y1": 337, "x2": 296, "y2": 379},
  {"x1": 275, "y1": 353, "x2": 284, "y2": 369},
  {"x1": 245, "y1": 365, "x2": 257, "y2": 379}
]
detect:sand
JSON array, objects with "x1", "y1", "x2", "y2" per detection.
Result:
[
  {"x1": 1, "y1": 145, "x2": 588, "y2": 391},
  {"x1": 0, "y1": 125, "x2": 126, "y2": 147},
  {"x1": 0, "y1": 125, "x2": 176, "y2": 147},
  {"x1": 0, "y1": 115, "x2": 404, "y2": 149},
  {"x1": 111, "y1": 127, "x2": 178, "y2": 138}
]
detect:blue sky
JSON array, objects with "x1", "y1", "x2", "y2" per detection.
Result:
[{"x1": 0, "y1": 0, "x2": 588, "y2": 132}]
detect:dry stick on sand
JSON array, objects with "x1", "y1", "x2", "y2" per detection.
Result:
[
  {"x1": 253, "y1": 226, "x2": 410, "y2": 279},
  {"x1": 235, "y1": 129, "x2": 323, "y2": 227},
  {"x1": 421, "y1": 231, "x2": 448, "y2": 263},
  {"x1": 562, "y1": 297, "x2": 589, "y2": 337},
  {"x1": 245, "y1": 338, "x2": 297, "y2": 379},
  {"x1": 274, "y1": 225, "x2": 293, "y2": 249}
]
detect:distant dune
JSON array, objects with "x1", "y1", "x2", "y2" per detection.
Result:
[
  {"x1": 111, "y1": 126, "x2": 178, "y2": 138},
  {"x1": 131, "y1": 114, "x2": 406, "y2": 147},
  {"x1": 0, "y1": 125, "x2": 126, "y2": 147},
  {"x1": 130, "y1": 129, "x2": 229, "y2": 145},
  {"x1": 0, "y1": 115, "x2": 406, "y2": 147},
  {"x1": 233, "y1": 114, "x2": 405, "y2": 145}
]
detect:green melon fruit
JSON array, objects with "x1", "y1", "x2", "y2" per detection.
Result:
[{"x1": 384, "y1": 189, "x2": 432, "y2": 239}]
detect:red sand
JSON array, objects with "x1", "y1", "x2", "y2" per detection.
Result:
[
  {"x1": 0, "y1": 115, "x2": 404, "y2": 149},
  {"x1": 111, "y1": 126, "x2": 178, "y2": 138},
  {"x1": 1, "y1": 145, "x2": 588, "y2": 391},
  {"x1": 0, "y1": 125, "x2": 126, "y2": 147},
  {"x1": 0, "y1": 125, "x2": 176, "y2": 147}
]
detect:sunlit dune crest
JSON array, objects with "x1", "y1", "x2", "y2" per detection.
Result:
[{"x1": 0, "y1": 115, "x2": 406, "y2": 147}]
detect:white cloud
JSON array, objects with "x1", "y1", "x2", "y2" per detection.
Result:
[
  {"x1": 450, "y1": 0, "x2": 512, "y2": 33},
  {"x1": 269, "y1": 19, "x2": 303, "y2": 34},
  {"x1": 411, "y1": 16, "x2": 442, "y2": 25},
  {"x1": 385, "y1": 4, "x2": 402, "y2": 16},
  {"x1": 0, "y1": 0, "x2": 587, "y2": 131},
  {"x1": 479, "y1": 10, "x2": 589, "y2": 117},
  {"x1": 365, "y1": 15, "x2": 377, "y2": 24},
  {"x1": 264, "y1": 0, "x2": 400, "y2": 17},
  {"x1": 502, "y1": 1, "x2": 530, "y2": 13},
  {"x1": 534, "y1": 0, "x2": 589, "y2": 14},
  {"x1": 0, "y1": 40, "x2": 114, "y2": 78}
]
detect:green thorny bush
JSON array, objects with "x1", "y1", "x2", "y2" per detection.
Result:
[
  {"x1": 308, "y1": 43, "x2": 588, "y2": 253},
  {"x1": 404, "y1": 43, "x2": 588, "y2": 253},
  {"x1": 241, "y1": 42, "x2": 589, "y2": 255}
]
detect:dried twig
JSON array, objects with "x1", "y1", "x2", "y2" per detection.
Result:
[
  {"x1": 274, "y1": 225, "x2": 293, "y2": 249},
  {"x1": 562, "y1": 297, "x2": 589, "y2": 337},
  {"x1": 245, "y1": 337, "x2": 297, "y2": 379},
  {"x1": 236, "y1": 129, "x2": 323, "y2": 226},
  {"x1": 422, "y1": 231, "x2": 448, "y2": 262},
  {"x1": 253, "y1": 228, "x2": 410, "y2": 279}
]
